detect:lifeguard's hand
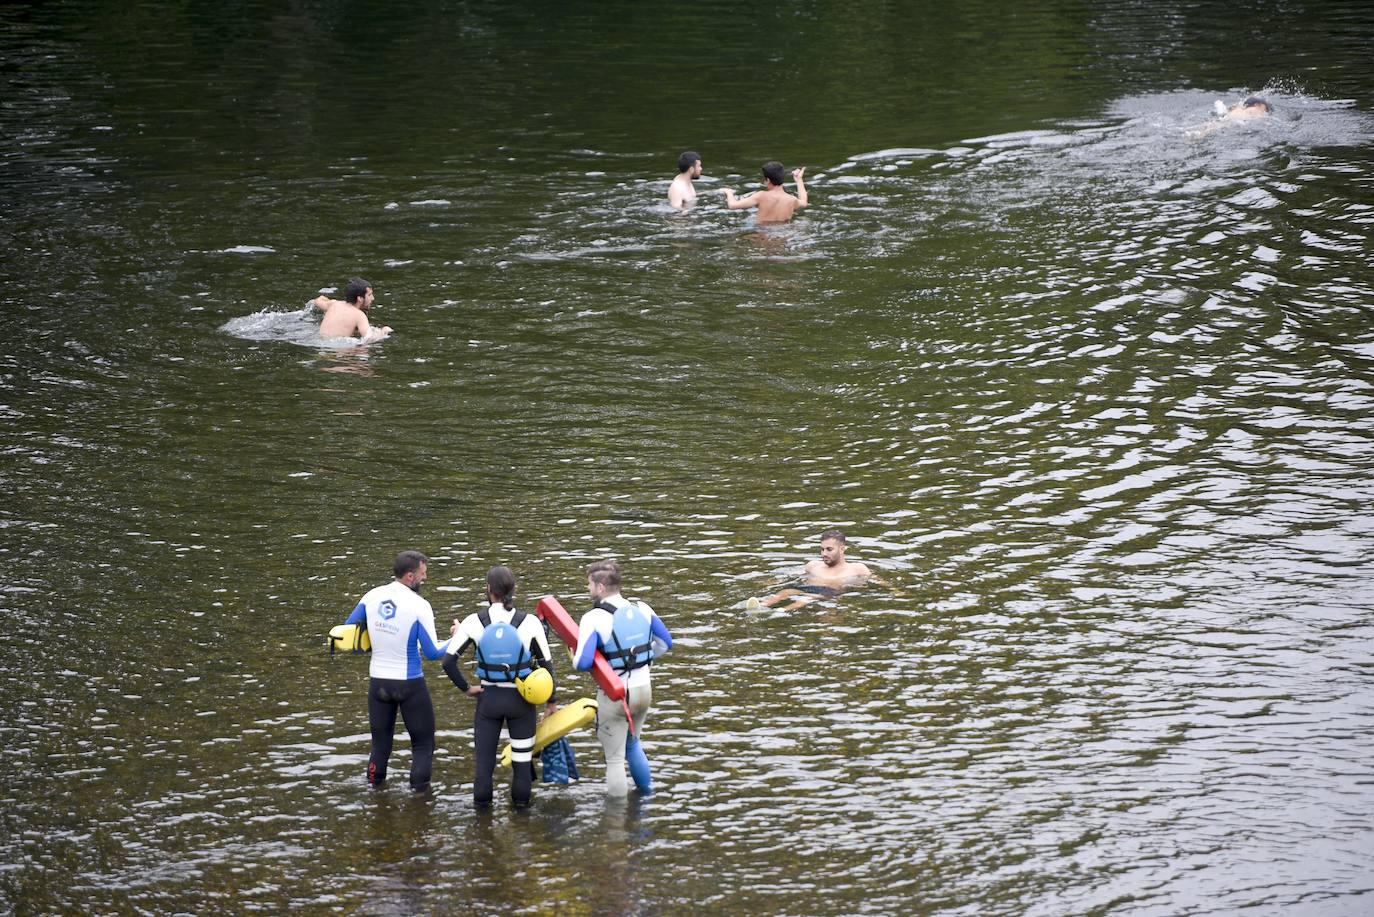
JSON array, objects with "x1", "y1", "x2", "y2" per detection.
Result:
[
  {"x1": 465, "y1": 686, "x2": 483, "y2": 698},
  {"x1": 450, "y1": 619, "x2": 460, "y2": 638}
]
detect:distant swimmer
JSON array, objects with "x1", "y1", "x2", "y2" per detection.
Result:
[
  {"x1": 337, "y1": 550, "x2": 451, "y2": 793},
  {"x1": 723, "y1": 161, "x2": 808, "y2": 223},
  {"x1": 1191, "y1": 96, "x2": 1273, "y2": 139},
  {"x1": 669, "y1": 151, "x2": 703, "y2": 209},
  {"x1": 443, "y1": 565, "x2": 556, "y2": 810},
  {"x1": 748, "y1": 528, "x2": 872, "y2": 612},
  {"x1": 310, "y1": 277, "x2": 392, "y2": 341},
  {"x1": 1220, "y1": 96, "x2": 1273, "y2": 121}
]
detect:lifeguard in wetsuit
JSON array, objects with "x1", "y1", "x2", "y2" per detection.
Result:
[
  {"x1": 444, "y1": 565, "x2": 556, "y2": 809},
  {"x1": 575, "y1": 559, "x2": 672, "y2": 797},
  {"x1": 340, "y1": 549, "x2": 451, "y2": 792}
]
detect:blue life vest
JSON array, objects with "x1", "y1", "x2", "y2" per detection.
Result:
[
  {"x1": 603, "y1": 601, "x2": 654, "y2": 673},
  {"x1": 475, "y1": 609, "x2": 533, "y2": 683}
]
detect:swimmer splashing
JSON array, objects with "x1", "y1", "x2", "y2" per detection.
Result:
[
  {"x1": 309, "y1": 277, "x2": 392, "y2": 342},
  {"x1": 1192, "y1": 95, "x2": 1273, "y2": 139}
]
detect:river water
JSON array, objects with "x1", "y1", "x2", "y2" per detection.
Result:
[{"x1": 3, "y1": 1, "x2": 1374, "y2": 914}]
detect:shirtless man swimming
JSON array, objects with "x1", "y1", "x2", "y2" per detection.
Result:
[
  {"x1": 724, "y1": 161, "x2": 808, "y2": 223},
  {"x1": 748, "y1": 528, "x2": 871, "y2": 612},
  {"x1": 669, "y1": 151, "x2": 702, "y2": 209},
  {"x1": 1191, "y1": 96, "x2": 1273, "y2": 139},
  {"x1": 310, "y1": 277, "x2": 392, "y2": 342}
]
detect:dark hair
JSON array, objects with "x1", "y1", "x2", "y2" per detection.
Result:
[
  {"x1": 394, "y1": 550, "x2": 428, "y2": 578},
  {"x1": 678, "y1": 151, "x2": 701, "y2": 173},
  {"x1": 345, "y1": 277, "x2": 372, "y2": 304},
  {"x1": 1242, "y1": 96, "x2": 1272, "y2": 113},
  {"x1": 762, "y1": 161, "x2": 786, "y2": 186},
  {"x1": 587, "y1": 558, "x2": 621, "y2": 590},
  {"x1": 486, "y1": 565, "x2": 516, "y2": 609},
  {"x1": 819, "y1": 528, "x2": 846, "y2": 544}
]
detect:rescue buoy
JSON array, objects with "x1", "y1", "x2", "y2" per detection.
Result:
[
  {"x1": 535, "y1": 595, "x2": 625, "y2": 702},
  {"x1": 498, "y1": 697, "x2": 597, "y2": 768},
  {"x1": 327, "y1": 623, "x2": 370, "y2": 654}
]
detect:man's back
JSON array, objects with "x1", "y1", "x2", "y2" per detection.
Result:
[
  {"x1": 319, "y1": 301, "x2": 364, "y2": 337},
  {"x1": 755, "y1": 187, "x2": 801, "y2": 223}
]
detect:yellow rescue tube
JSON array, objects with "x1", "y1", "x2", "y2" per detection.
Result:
[
  {"x1": 498, "y1": 697, "x2": 597, "y2": 768},
  {"x1": 328, "y1": 623, "x2": 371, "y2": 654}
]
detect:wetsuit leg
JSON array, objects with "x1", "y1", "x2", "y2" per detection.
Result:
[
  {"x1": 506, "y1": 697, "x2": 537, "y2": 808},
  {"x1": 472, "y1": 689, "x2": 503, "y2": 809},
  {"x1": 596, "y1": 690, "x2": 630, "y2": 797},
  {"x1": 397, "y1": 678, "x2": 436, "y2": 791},
  {"x1": 367, "y1": 677, "x2": 400, "y2": 787},
  {"x1": 624, "y1": 685, "x2": 654, "y2": 794}
]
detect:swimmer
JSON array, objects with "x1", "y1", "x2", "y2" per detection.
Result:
[
  {"x1": 723, "y1": 161, "x2": 808, "y2": 223},
  {"x1": 310, "y1": 277, "x2": 392, "y2": 342},
  {"x1": 748, "y1": 528, "x2": 871, "y2": 612},
  {"x1": 1222, "y1": 96, "x2": 1273, "y2": 121},
  {"x1": 669, "y1": 151, "x2": 703, "y2": 209},
  {"x1": 1191, "y1": 96, "x2": 1273, "y2": 139}
]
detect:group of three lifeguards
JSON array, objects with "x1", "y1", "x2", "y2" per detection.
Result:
[{"x1": 340, "y1": 552, "x2": 671, "y2": 807}]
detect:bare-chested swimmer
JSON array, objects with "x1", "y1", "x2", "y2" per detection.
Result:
[
  {"x1": 1191, "y1": 96, "x2": 1273, "y2": 139},
  {"x1": 747, "y1": 528, "x2": 871, "y2": 612},
  {"x1": 310, "y1": 277, "x2": 392, "y2": 342},
  {"x1": 723, "y1": 161, "x2": 808, "y2": 223},
  {"x1": 669, "y1": 151, "x2": 702, "y2": 209}
]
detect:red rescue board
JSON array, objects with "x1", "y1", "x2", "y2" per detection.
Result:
[{"x1": 536, "y1": 595, "x2": 625, "y2": 702}]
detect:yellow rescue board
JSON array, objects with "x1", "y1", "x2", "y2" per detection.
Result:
[
  {"x1": 498, "y1": 697, "x2": 597, "y2": 768},
  {"x1": 328, "y1": 623, "x2": 370, "y2": 654}
]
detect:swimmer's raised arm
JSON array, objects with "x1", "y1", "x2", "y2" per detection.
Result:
[
  {"x1": 311, "y1": 295, "x2": 345, "y2": 311},
  {"x1": 793, "y1": 167, "x2": 808, "y2": 208}
]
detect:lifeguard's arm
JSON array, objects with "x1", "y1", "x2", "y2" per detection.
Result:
[
  {"x1": 650, "y1": 613, "x2": 672, "y2": 657},
  {"x1": 344, "y1": 602, "x2": 366, "y2": 626},
  {"x1": 572, "y1": 611, "x2": 602, "y2": 671},
  {"x1": 413, "y1": 608, "x2": 451, "y2": 661},
  {"x1": 442, "y1": 619, "x2": 479, "y2": 693},
  {"x1": 723, "y1": 189, "x2": 760, "y2": 210},
  {"x1": 441, "y1": 652, "x2": 471, "y2": 691},
  {"x1": 793, "y1": 167, "x2": 808, "y2": 208}
]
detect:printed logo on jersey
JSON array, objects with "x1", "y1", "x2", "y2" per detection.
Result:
[{"x1": 379, "y1": 600, "x2": 397, "y2": 621}]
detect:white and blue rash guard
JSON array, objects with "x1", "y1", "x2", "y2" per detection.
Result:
[
  {"x1": 344, "y1": 580, "x2": 451, "y2": 680},
  {"x1": 574, "y1": 594, "x2": 672, "y2": 691}
]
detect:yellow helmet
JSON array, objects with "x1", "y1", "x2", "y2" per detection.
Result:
[{"x1": 515, "y1": 666, "x2": 553, "y2": 705}]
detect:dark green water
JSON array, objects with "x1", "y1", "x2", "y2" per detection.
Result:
[{"x1": 3, "y1": 1, "x2": 1374, "y2": 914}]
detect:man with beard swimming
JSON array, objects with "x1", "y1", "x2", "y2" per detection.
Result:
[{"x1": 747, "y1": 528, "x2": 872, "y2": 612}]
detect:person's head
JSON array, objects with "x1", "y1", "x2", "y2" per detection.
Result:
[
  {"x1": 678, "y1": 151, "x2": 702, "y2": 177},
  {"x1": 486, "y1": 565, "x2": 516, "y2": 608},
  {"x1": 394, "y1": 550, "x2": 428, "y2": 592},
  {"x1": 818, "y1": 529, "x2": 847, "y2": 567},
  {"x1": 587, "y1": 558, "x2": 621, "y2": 601},
  {"x1": 761, "y1": 161, "x2": 786, "y2": 187},
  {"x1": 345, "y1": 277, "x2": 375, "y2": 309},
  {"x1": 1242, "y1": 96, "x2": 1272, "y2": 113}
]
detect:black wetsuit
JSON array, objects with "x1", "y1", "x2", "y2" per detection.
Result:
[{"x1": 367, "y1": 677, "x2": 435, "y2": 790}]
